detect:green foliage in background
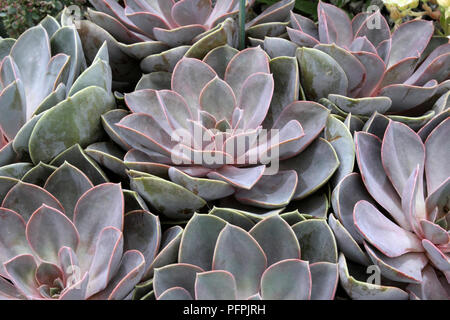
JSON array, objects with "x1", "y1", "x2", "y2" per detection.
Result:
[
  {"x1": 383, "y1": 0, "x2": 450, "y2": 36},
  {"x1": 0, "y1": 0, "x2": 88, "y2": 38}
]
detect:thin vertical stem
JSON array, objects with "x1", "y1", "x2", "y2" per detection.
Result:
[{"x1": 239, "y1": 0, "x2": 246, "y2": 50}]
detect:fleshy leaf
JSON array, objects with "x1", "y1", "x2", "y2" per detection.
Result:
[
  {"x1": 328, "y1": 95, "x2": 391, "y2": 117},
  {"x1": 0, "y1": 80, "x2": 26, "y2": 140},
  {"x1": 425, "y1": 117, "x2": 450, "y2": 194},
  {"x1": 208, "y1": 207, "x2": 255, "y2": 231},
  {"x1": 261, "y1": 259, "x2": 311, "y2": 300},
  {"x1": 224, "y1": 47, "x2": 270, "y2": 102},
  {"x1": 49, "y1": 144, "x2": 109, "y2": 185},
  {"x1": 239, "y1": 72, "x2": 274, "y2": 130},
  {"x1": 44, "y1": 162, "x2": 94, "y2": 220},
  {"x1": 324, "y1": 116, "x2": 355, "y2": 187},
  {"x1": 389, "y1": 20, "x2": 434, "y2": 67},
  {"x1": 159, "y1": 287, "x2": 193, "y2": 300},
  {"x1": 328, "y1": 213, "x2": 370, "y2": 266},
  {"x1": 235, "y1": 170, "x2": 298, "y2": 209},
  {"x1": 364, "y1": 242, "x2": 427, "y2": 284},
  {"x1": 353, "y1": 201, "x2": 423, "y2": 257},
  {"x1": 86, "y1": 227, "x2": 124, "y2": 297},
  {"x1": 123, "y1": 210, "x2": 161, "y2": 277},
  {"x1": 29, "y1": 86, "x2": 116, "y2": 164},
  {"x1": 422, "y1": 240, "x2": 450, "y2": 282},
  {"x1": 355, "y1": 132, "x2": 409, "y2": 230},
  {"x1": 207, "y1": 165, "x2": 265, "y2": 190},
  {"x1": 73, "y1": 183, "x2": 124, "y2": 272},
  {"x1": 2, "y1": 181, "x2": 63, "y2": 221},
  {"x1": 212, "y1": 224, "x2": 267, "y2": 299},
  {"x1": 0, "y1": 208, "x2": 32, "y2": 276},
  {"x1": 199, "y1": 76, "x2": 236, "y2": 123},
  {"x1": 203, "y1": 45, "x2": 238, "y2": 79},
  {"x1": 318, "y1": 1, "x2": 353, "y2": 47},
  {"x1": 91, "y1": 250, "x2": 145, "y2": 300},
  {"x1": 148, "y1": 226, "x2": 183, "y2": 278},
  {"x1": 141, "y1": 46, "x2": 190, "y2": 73},
  {"x1": 168, "y1": 167, "x2": 234, "y2": 201},
  {"x1": 131, "y1": 176, "x2": 206, "y2": 220},
  {"x1": 59, "y1": 272, "x2": 89, "y2": 300},
  {"x1": 172, "y1": 57, "x2": 217, "y2": 117},
  {"x1": 21, "y1": 162, "x2": 56, "y2": 187},
  {"x1": 295, "y1": 193, "x2": 329, "y2": 219},
  {"x1": 382, "y1": 121, "x2": 425, "y2": 197},
  {"x1": 280, "y1": 138, "x2": 339, "y2": 200},
  {"x1": 338, "y1": 253, "x2": 409, "y2": 300},
  {"x1": 407, "y1": 265, "x2": 449, "y2": 300},
  {"x1": 267, "y1": 56, "x2": 299, "y2": 126},
  {"x1": 4, "y1": 254, "x2": 40, "y2": 299},
  {"x1": 85, "y1": 142, "x2": 127, "y2": 178},
  {"x1": 314, "y1": 44, "x2": 365, "y2": 97}
]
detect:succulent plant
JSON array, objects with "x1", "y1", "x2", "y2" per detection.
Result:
[
  {"x1": 330, "y1": 112, "x2": 450, "y2": 300},
  {"x1": 0, "y1": 14, "x2": 117, "y2": 165},
  {"x1": 78, "y1": 0, "x2": 296, "y2": 89},
  {"x1": 0, "y1": 164, "x2": 138, "y2": 299},
  {"x1": 152, "y1": 212, "x2": 339, "y2": 300},
  {"x1": 0, "y1": 160, "x2": 183, "y2": 300},
  {"x1": 99, "y1": 46, "x2": 339, "y2": 219},
  {"x1": 256, "y1": 1, "x2": 450, "y2": 127},
  {"x1": 0, "y1": 129, "x2": 7, "y2": 149},
  {"x1": 1, "y1": 0, "x2": 449, "y2": 302}
]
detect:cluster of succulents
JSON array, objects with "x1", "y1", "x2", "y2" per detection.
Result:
[
  {"x1": 383, "y1": 0, "x2": 450, "y2": 36},
  {"x1": 0, "y1": 1, "x2": 448, "y2": 300}
]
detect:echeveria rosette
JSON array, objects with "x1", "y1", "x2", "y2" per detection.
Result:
[
  {"x1": 272, "y1": 2, "x2": 450, "y2": 127},
  {"x1": 330, "y1": 114, "x2": 450, "y2": 300},
  {"x1": 0, "y1": 161, "x2": 179, "y2": 300},
  {"x1": 0, "y1": 16, "x2": 87, "y2": 143},
  {"x1": 151, "y1": 213, "x2": 338, "y2": 300},
  {"x1": 80, "y1": 0, "x2": 296, "y2": 88},
  {"x1": 103, "y1": 46, "x2": 338, "y2": 220}
]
